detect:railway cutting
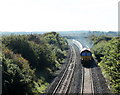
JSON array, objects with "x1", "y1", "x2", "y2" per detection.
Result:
[{"x1": 46, "y1": 40, "x2": 112, "y2": 94}]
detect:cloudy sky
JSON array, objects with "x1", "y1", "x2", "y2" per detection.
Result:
[{"x1": 0, "y1": 0, "x2": 119, "y2": 32}]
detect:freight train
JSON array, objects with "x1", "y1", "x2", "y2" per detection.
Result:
[{"x1": 73, "y1": 40, "x2": 92, "y2": 62}]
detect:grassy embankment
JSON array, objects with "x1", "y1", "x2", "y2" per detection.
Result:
[
  {"x1": 89, "y1": 35, "x2": 120, "y2": 94},
  {"x1": 2, "y1": 32, "x2": 68, "y2": 94}
]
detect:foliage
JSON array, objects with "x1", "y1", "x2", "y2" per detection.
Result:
[
  {"x1": 89, "y1": 35, "x2": 112, "y2": 45},
  {"x1": 99, "y1": 38, "x2": 120, "y2": 94},
  {"x1": 2, "y1": 46, "x2": 36, "y2": 94},
  {"x1": 2, "y1": 32, "x2": 68, "y2": 94},
  {"x1": 90, "y1": 35, "x2": 112, "y2": 62},
  {"x1": 90, "y1": 36, "x2": 120, "y2": 94}
]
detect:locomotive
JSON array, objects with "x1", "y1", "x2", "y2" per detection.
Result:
[
  {"x1": 73, "y1": 39, "x2": 92, "y2": 62},
  {"x1": 80, "y1": 48, "x2": 92, "y2": 61}
]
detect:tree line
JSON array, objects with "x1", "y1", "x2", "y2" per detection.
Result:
[
  {"x1": 90, "y1": 35, "x2": 120, "y2": 94},
  {"x1": 1, "y1": 32, "x2": 68, "y2": 94}
]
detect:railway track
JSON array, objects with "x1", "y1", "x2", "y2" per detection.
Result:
[
  {"x1": 81, "y1": 66, "x2": 94, "y2": 95},
  {"x1": 47, "y1": 40, "x2": 111, "y2": 94},
  {"x1": 51, "y1": 45, "x2": 76, "y2": 94}
]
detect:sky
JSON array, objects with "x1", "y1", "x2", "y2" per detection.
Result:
[{"x1": 0, "y1": 0, "x2": 119, "y2": 32}]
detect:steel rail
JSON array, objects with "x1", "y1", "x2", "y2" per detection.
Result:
[
  {"x1": 89, "y1": 67, "x2": 94, "y2": 95},
  {"x1": 80, "y1": 67, "x2": 84, "y2": 95},
  {"x1": 59, "y1": 45, "x2": 76, "y2": 93},
  {"x1": 81, "y1": 67, "x2": 94, "y2": 95},
  {"x1": 52, "y1": 45, "x2": 76, "y2": 94}
]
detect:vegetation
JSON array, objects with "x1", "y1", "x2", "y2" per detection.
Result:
[
  {"x1": 90, "y1": 35, "x2": 120, "y2": 94},
  {"x1": 2, "y1": 32, "x2": 68, "y2": 94}
]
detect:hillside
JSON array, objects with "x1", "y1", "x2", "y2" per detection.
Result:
[
  {"x1": 90, "y1": 35, "x2": 120, "y2": 94},
  {"x1": 2, "y1": 32, "x2": 68, "y2": 94}
]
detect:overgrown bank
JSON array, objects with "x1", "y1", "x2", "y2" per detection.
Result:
[
  {"x1": 2, "y1": 32, "x2": 68, "y2": 94},
  {"x1": 90, "y1": 35, "x2": 120, "y2": 94}
]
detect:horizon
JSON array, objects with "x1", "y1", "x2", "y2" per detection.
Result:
[{"x1": 0, "y1": 30, "x2": 118, "y2": 33}]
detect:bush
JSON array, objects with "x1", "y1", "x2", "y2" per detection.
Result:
[
  {"x1": 90, "y1": 36, "x2": 120, "y2": 94},
  {"x1": 2, "y1": 32, "x2": 68, "y2": 94}
]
